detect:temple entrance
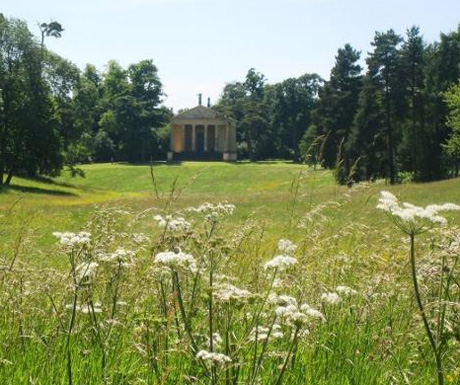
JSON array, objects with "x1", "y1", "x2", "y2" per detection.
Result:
[
  {"x1": 207, "y1": 125, "x2": 216, "y2": 152},
  {"x1": 196, "y1": 126, "x2": 205, "y2": 153},
  {"x1": 168, "y1": 103, "x2": 237, "y2": 161},
  {"x1": 184, "y1": 125, "x2": 193, "y2": 151}
]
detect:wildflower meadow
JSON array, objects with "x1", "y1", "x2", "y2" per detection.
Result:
[{"x1": 1, "y1": 162, "x2": 460, "y2": 384}]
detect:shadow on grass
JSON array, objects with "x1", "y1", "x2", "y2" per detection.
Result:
[
  {"x1": 30, "y1": 175, "x2": 79, "y2": 188},
  {"x1": 1, "y1": 184, "x2": 77, "y2": 196},
  {"x1": 117, "y1": 160, "x2": 298, "y2": 167}
]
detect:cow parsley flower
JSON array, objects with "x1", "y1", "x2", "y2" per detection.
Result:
[
  {"x1": 75, "y1": 262, "x2": 99, "y2": 283},
  {"x1": 264, "y1": 255, "x2": 297, "y2": 271},
  {"x1": 53, "y1": 231, "x2": 91, "y2": 248},
  {"x1": 376, "y1": 191, "x2": 460, "y2": 233},
  {"x1": 196, "y1": 350, "x2": 232, "y2": 364},
  {"x1": 189, "y1": 202, "x2": 236, "y2": 215},
  {"x1": 153, "y1": 214, "x2": 191, "y2": 232},
  {"x1": 336, "y1": 285, "x2": 357, "y2": 296},
  {"x1": 278, "y1": 239, "x2": 297, "y2": 254},
  {"x1": 276, "y1": 304, "x2": 308, "y2": 326},
  {"x1": 99, "y1": 248, "x2": 134, "y2": 267},
  {"x1": 66, "y1": 302, "x2": 102, "y2": 314},
  {"x1": 321, "y1": 292, "x2": 341, "y2": 305},
  {"x1": 300, "y1": 304, "x2": 325, "y2": 321},
  {"x1": 268, "y1": 294, "x2": 298, "y2": 307},
  {"x1": 154, "y1": 250, "x2": 197, "y2": 272},
  {"x1": 214, "y1": 283, "x2": 252, "y2": 303},
  {"x1": 187, "y1": 202, "x2": 236, "y2": 223},
  {"x1": 249, "y1": 324, "x2": 284, "y2": 342}
]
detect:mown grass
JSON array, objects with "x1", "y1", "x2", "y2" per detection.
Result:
[{"x1": 1, "y1": 162, "x2": 460, "y2": 384}]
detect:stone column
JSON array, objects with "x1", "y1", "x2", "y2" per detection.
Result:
[
  {"x1": 192, "y1": 125, "x2": 196, "y2": 152},
  {"x1": 225, "y1": 124, "x2": 230, "y2": 152},
  {"x1": 215, "y1": 124, "x2": 219, "y2": 152},
  {"x1": 170, "y1": 125, "x2": 174, "y2": 152},
  {"x1": 204, "y1": 125, "x2": 208, "y2": 152}
]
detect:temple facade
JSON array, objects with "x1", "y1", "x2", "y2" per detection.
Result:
[{"x1": 168, "y1": 102, "x2": 237, "y2": 161}]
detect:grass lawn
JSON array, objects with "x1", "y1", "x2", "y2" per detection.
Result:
[
  {"x1": 1, "y1": 161, "x2": 460, "y2": 263},
  {"x1": 1, "y1": 162, "x2": 460, "y2": 384}
]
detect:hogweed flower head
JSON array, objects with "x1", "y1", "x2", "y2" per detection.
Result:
[
  {"x1": 99, "y1": 248, "x2": 135, "y2": 267},
  {"x1": 196, "y1": 350, "x2": 232, "y2": 364},
  {"x1": 249, "y1": 324, "x2": 284, "y2": 342},
  {"x1": 300, "y1": 304, "x2": 326, "y2": 321},
  {"x1": 278, "y1": 239, "x2": 298, "y2": 254},
  {"x1": 214, "y1": 283, "x2": 252, "y2": 303},
  {"x1": 75, "y1": 262, "x2": 99, "y2": 283},
  {"x1": 268, "y1": 294, "x2": 298, "y2": 307},
  {"x1": 53, "y1": 231, "x2": 91, "y2": 248},
  {"x1": 321, "y1": 292, "x2": 341, "y2": 305},
  {"x1": 187, "y1": 201, "x2": 235, "y2": 223},
  {"x1": 264, "y1": 255, "x2": 297, "y2": 271},
  {"x1": 65, "y1": 302, "x2": 102, "y2": 314},
  {"x1": 154, "y1": 250, "x2": 198, "y2": 273},
  {"x1": 377, "y1": 191, "x2": 460, "y2": 234},
  {"x1": 153, "y1": 214, "x2": 191, "y2": 232},
  {"x1": 275, "y1": 304, "x2": 308, "y2": 327},
  {"x1": 336, "y1": 285, "x2": 357, "y2": 296}
]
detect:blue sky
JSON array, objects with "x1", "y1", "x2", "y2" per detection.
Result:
[{"x1": 3, "y1": 0, "x2": 460, "y2": 111}]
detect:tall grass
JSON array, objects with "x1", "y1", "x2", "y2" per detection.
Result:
[{"x1": 0, "y1": 164, "x2": 459, "y2": 384}]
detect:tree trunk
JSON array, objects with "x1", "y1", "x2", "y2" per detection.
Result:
[
  {"x1": 5, "y1": 168, "x2": 14, "y2": 186},
  {"x1": 385, "y1": 83, "x2": 396, "y2": 184},
  {"x1": 0, "y1": 118, "x2": 7, "y2": 187},
  {"x1": 291, "y1": 119, "x2": 299, "y2": 163},
  {"x1": 411, "y1": 89, "x2": 417, "y2": 176}
]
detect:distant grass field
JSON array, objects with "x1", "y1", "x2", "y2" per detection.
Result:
[{"x1": 1, "y1": 161, "x2": 460, "y2": 263}]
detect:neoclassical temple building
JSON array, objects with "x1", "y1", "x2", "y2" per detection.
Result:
[{"x1": 168, "y1": 97, "x2": 237, "y2": 161}]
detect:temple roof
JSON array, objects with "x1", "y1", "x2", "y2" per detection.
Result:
[{"x1": 172, "y1": 105, "x2": 234, "y2": 122}]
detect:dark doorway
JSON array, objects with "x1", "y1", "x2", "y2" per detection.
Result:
[
  {"x1": 196, "y1": 126, "x2": 204, "y2": 153},
  {"x1": 184, "y1": 125, "x2": 192, "y2": 151},
  {"x1": 207, "y1": 125, "x2": 216, "y2": 152}
]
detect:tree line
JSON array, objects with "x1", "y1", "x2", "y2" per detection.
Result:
[
  {"x1": 1, "y1": 14, "x2": 460, "y2": 186},
  {"x1": 0, "y1": 15, "x2": 170, "y2": 186},
  {"x1": 216, "y1": 25, "x2": 460, "y2": 184}
]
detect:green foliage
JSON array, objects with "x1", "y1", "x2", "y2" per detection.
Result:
[
  {"x1": 313, "y1": 44, "x2": 362, "y2": 180},
  {"x1": 0, "y1": 16, "x2": 64, "y2": 185},
  {"x1": 444, "y1": 80, "x2": 460, "y2": 176}
]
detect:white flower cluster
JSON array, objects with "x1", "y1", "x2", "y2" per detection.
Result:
[
  {"x1": 131, "y1": 233, "x2": 149, "y2": 245},
  {"x1": 249, "y1": 324, "x2": 283, "y2": 342},
  {"x1": 300, "y1": 304, "x2": 326, "y2": 321},
  {"x1": 154, "y1": 250, "x2": 197, "y2": 272},
  {"x1": 321, "y1": 292, "x2": 341, "y2": 304},
  {"x1": 336, "y1": 285, "x2": 357, "y2": 296},
  {"x1": 278, "y1": 238, "x2": 297, "y2": 254},
  {"x1": 268, "y1": 294, "x2": 297, "y2": 307},
  {"x1": 153, "y1": 214, "x2": 191, "y2": 232},
  {"x1": 187, "y1": 201, "x2": 236, "y2": 223},
  {"x1": 270, "y1": 294, "x2": 323, "y2": 326},
  {"x1": 65, "y1": 302, "x2": 102, "y2": 314},
  {"x1": 275, "y1": 304, "x2": 308, "y2": 326},
  {"x1": 75, "y1": 262, "x2": 99, "y2": 283},
  {"x1": 274, "y1": 300, "x2": 325, "y2": 326},
  {"x1": 264, "y1": 255, "x2": 297, "y2": 271},
  {"x1": 196, "y1": 350, "x2": 232, "y2": 364},
  {"x1": 207, "y1": 333, "x2": 223, "y2": 349},
  {"x1": 377, "y1": 191, "x2": 460, "y2": 227},
  {"x1": 99, "y1": 248, "x2": 135, "y2": 267},
  {"x1": 53, "y1": 231, "x2": 91, "y2": 248},
  {"x1": 188, "y1": 202, "x2": 236, "y2": 216},
  {"x1": 214, "y1": 283, "x2": 252, "y2": 303}
]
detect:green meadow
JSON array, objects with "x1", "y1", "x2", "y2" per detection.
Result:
[{"x1": 1, "y1": 162, "x2": 460, "y2": 384}]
